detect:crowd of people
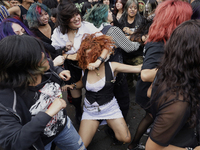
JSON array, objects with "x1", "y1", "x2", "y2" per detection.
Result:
[{"x1": 0, "y1": 0, "x2": 200, "y2": 150}]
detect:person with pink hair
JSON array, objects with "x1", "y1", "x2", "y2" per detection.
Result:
[{"x1": 127, "y1": 0, "x2": 193, "y2": 149}]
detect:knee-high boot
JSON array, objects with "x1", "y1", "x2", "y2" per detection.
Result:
[{"x1": 72, "y1": 96, "x2": 82, "y2": 124}]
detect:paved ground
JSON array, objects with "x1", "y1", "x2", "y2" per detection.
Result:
[
  {"x1": 0, "y1": 86, "x2": 148, "y2": 150},
  {"x1": 64, "y1": 86, "x2": 148, "y2": 150}
]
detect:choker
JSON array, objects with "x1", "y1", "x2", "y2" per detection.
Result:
[
  {"x1": 68, "y1": 27, "x2": 79, "y2": 35},
  {"x1": 68, "y1": 27, "x2": 79, "y2": 31}
]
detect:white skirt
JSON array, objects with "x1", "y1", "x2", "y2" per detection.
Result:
[{"x1": 81, "y1": 97, "x2": 123, "y2": 123}]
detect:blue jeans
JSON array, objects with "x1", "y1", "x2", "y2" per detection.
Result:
[{"x1": 45, "y1": 116, "x2": 86, "y2": 150}]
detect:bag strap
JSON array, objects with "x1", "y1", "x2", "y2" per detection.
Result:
[{"x1": 101, "y1": 25, "x2": 112, "y2": 35}]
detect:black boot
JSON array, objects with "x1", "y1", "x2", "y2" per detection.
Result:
[
  {"x1": 72, "y1": 96, "x2": 82, "y2": 125},
  {"x1": 67, "y1": 90, "x2": 73, "y2": 104},
  {"x1": 105, "y1": 126, "x2": 123, "y2": 145}
]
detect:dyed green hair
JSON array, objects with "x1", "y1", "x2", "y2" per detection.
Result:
[
  {"x1": 84, "y1": 4, "x2": 109, "y2": 28},
  {"x1": 26, "y1": 2, "x2": 51, "y2": 28}
]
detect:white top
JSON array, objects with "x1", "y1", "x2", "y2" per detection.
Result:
[
  {"x1": 82, "y1": 62, "x2": 115, "y2": 92},
  {"x1": 51, "y1": 21, "x2": 102, "y2": 54},
  {"x1": 86, "y1": 77, "x2": 105, "y2": 92}
]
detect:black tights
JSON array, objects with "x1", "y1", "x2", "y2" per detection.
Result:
[{"x1": 128, "y1": 112, "x2": 153, "y2": 149}]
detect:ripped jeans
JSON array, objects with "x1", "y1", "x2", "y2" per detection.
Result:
[{"x1": 45, "y1": 116, "x2": 86, "y2": 150}]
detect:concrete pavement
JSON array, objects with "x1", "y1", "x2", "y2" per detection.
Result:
[{"x1": 65, "y1": 87, "x2": 148, "y2": 150}]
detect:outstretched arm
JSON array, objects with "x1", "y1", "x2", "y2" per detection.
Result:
[
  {"x1": 141, "y1": 68, "x2": 157, "y2": 82},
  {"x1": 106, "y1": 26, "x2": 140, "y2": 53},
  {"x1": 8, "y1": 6, "x2": 20, "y2": 16},
  {"x1": 111, "y1": 62, "x2": 142, "y2": 74},
  {"x1": 61, "y1": 78, "x2": 83, "y2": 92}
]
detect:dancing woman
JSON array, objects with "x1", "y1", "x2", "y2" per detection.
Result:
[
  {"x1": 62, "y1": 33, "x2": 142, "y2": 147},
  {"x1": 146, "y1": 19, "x2": 200, "y2": 150},
  {"x1": 128, "y1": 0, "x2": 193, "y2": 149}
]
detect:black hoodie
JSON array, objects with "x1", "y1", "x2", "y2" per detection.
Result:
[{"x1": 0, "y1": 61, "x2": 67, "y2": 150}]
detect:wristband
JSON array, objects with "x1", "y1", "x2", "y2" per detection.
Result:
[
  {"x1": 72, "y1": 83, "x2": 76, "y2": 90},
  {"x1": 97, "y1": 56, "x2": 105, "y2": 62},
  {"x1": 65, "y1": 54, "x2": 69, "y2": 59}
]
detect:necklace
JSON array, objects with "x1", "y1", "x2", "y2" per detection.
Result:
[
  {"x1": 93, "y1": 67, "x2": 100, "y2": 76},
  {"x1": 91, "y1": 65, "x2": 116, "y2": 83},
  {"x1": 69, "y1": 27, "x2": 78, "y2": 35},
  {"x1": 94, "y1": 69, "x2": 100, "y2": 76}
]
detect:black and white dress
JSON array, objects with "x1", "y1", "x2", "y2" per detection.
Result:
[{"x1": 81, "y1": 62, "x2": 123, "y2": 122}]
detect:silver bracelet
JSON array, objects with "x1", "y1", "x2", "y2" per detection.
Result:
[{"x1": 72, "y1": 83, "x2": 76, "y2": 90}]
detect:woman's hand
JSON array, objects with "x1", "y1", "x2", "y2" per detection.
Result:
[
  {"x1": 65, "y1": 41, "x2": 73, "y2": 52},
  {"x1": 59, "y1": 70, "x2": 71, "y2": 81},
  {"x1": 61, "y1": 84, "x2": 74, "y2": 91},
  {"x1": 142, "y1": 35, "x2": 148, "y2": 43},
  {"x1": 123, "y1": 27, "x2": 134, "y2": 35},
  {"x1": 45, "y1": 98, "x2": 67, "y2": 117},
  {"x1": 64, "y1": 53, "x2": 78, "y2": 61},
  {"x1": 87, "y1": 59, "x2": 101, "y2": 70},
  {"x1": 68, "y1": 53, "x2": 78, "y2": 61},
  {"x1": 53, "y1": 55, "x2": 65, "y2": 66}
]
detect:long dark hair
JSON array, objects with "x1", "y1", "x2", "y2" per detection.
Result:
[
  {"x1": 0, "y1": 17, "x2": 35, "y2": 40},
  {"x1": 0, "y1": 35, "x2": 47, "y2": 89},
  {"x1": 118, "y1": 0, "x2": 143, "y2": 29},
  {"x1": 56, "y1": 0, "x2": 81, "y2": 34},
  {"x1": 151, "y1": 20, "x2": 200, "y2": 127},
  {"x1": 113, "y1": 0, "x2": 127, "y2": 15},
  {"x1": 42, "y1": 0, "x2": 58, "y2": 9}
]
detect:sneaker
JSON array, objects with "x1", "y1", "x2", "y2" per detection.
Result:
[{"x1": 143, "y1": 127, "x2": 151, "y2": 136}]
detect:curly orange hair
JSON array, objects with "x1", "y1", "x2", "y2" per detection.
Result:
[{"x1": 77, "y1": 33, "x2": 115, "y2": 70}]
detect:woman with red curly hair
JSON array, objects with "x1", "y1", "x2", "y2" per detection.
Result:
[
  {"x1": 62, "y1": 33, "x2": 142, "y2": 148},
  {"x1": 127, "y1": 0, "x2": 193, "y2": 150}
]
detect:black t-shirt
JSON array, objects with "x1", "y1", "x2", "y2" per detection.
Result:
[
  {"x1": 121, "y1": 18, "x2": 143, "y2": 58},
  {"x1": 135, "y1": 41, "x2": 164, "y2": 111},
  {"x1": 30, "y1": 22, "x2": 58, "y2": 59},
  {"x1": 124, "y1": 18, "x2": 136, "y2": 29},
  {"x1": 119, "y1": 17, "x2": 144, "y2": 58},
  {"x1": 18, "y1": 5, "x2": 29, "y2": 27}
]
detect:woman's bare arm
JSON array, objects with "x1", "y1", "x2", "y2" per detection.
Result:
[{"x1": 112, "y1": 62, "x2": 142, "y2": 74}]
